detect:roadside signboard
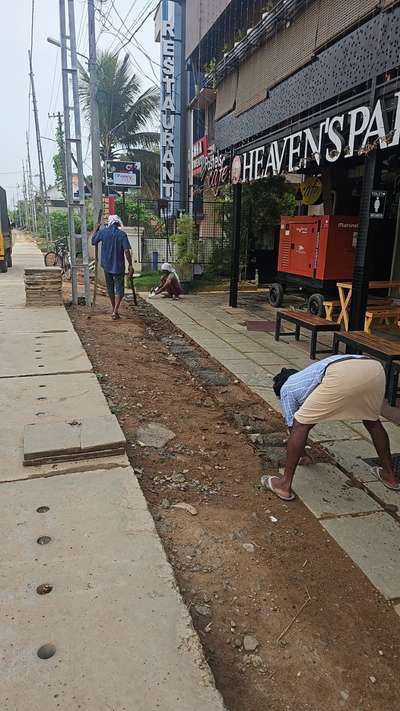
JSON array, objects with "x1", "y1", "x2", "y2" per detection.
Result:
[{"x1": 105, "y1": 161, "x2": 142, "y2": 188}]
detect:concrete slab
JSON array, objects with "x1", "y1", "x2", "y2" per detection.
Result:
[
  {"x1": 291, "y1": 464, "x2": 381, "y2": 518},
  {"x1": 310, "y1": 421, "x2": 361, "y2": 443},
  {"x1": 81, "y1": 414, "x2": 125, "y2": 452},
  {"x1": 24, "y1": 421, "x2": 81, "y2": 461},
  {"x1": 323, "y1": 440, "x2": 378, "y2": 483},
  {"x1": 0, "y1": 468, "x2": 226, "y2": 711},
  {"x1": 0, "y1": 331, "x2": 91, "y2": 378},
  {"x1": 322, "y1": 512, "x2": 400, "y2": 600},
  {"x1": 0, "y1": 372, "x2": 112, "y2": 482},
  {"x1": 0, "y1": 306, "x2": 73, "y2": 333},
  {"x1": 24, "y1": 415, "x2": 126, "y2": 465}
]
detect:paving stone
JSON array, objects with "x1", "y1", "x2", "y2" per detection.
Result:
[
  {"x1": 23, "y1": 420, "x2": 81, "y2": 461},
  {"x1": 291, "y1": 464, "x2": 381, "y2": 518},
  {"x1": 221, "y1": 359, "x2": 261, "y2": 374},
  {"x1": 238, "y1": 372, "x2": 274, "y2": 388},
  {"x1": 196, "y1": 368, "x2": 230, "y2": 386},
  {"x1": 246, "y1": 352, "x2": 292, "y2": 366},
  {"x1": 363, "y1": 481, "x2": 400, "y2": 510},
  {"x1": 322, "y1": 512, "x2": 400, "y2": 600},
  {"x1": 253, "y1": 388, "x2": 282, "y2": 409},
  {"x1": 137, "y1": 422, "x2": 176, "y2": 448},
  {"x1": 81, "y1": 414, "x2": 126, "y2": 452},
  {"x1": 310, "y1": 421, "x2": 361, "y2": 443},
  {"x1": 323, "y1": 440, "x2": 378, "y2": 483}
]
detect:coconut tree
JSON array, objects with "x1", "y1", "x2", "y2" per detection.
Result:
[{"x1": 79, "y1": 51, "x2": 160, "y2": 196}]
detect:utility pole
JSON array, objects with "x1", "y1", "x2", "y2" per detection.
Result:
[
  {"x1": 68, "y1": 0, "x2": 91, "y2": 305},
  {"x1": 26, "y1": 132, "x2": 37, "y2": 233},
  {"x1": 88, "y1": 0, "x2": 103, "y2": 232},
  {"x1": 28, "y1": 49, "x2": 52, "y2": 246},
  {"x1": 59, "y1": 0, "x2": 78, "y2": 304},
  {"x1": 22, "y1": 162, "x2": 29, "y2": 230},
  {"x1": 58, "y1": 0, "x2": 91, "y2": 306}
]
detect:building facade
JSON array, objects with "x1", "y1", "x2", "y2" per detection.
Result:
[{"x1": 158, "y1": 0, "x2": 400, "y2": 324}]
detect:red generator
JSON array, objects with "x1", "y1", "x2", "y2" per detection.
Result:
[{"x1": 269, "y1": 215, "x2": 359, "y2": 315}]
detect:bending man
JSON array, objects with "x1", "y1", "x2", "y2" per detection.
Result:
[
  {"x1": 262, "y1": 354, "x2": 399, "y2": 501},
  {"x1": 92, "y1": 215, "x2": 133, "y2": 320}
]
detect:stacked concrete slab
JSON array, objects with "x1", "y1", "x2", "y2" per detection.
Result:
[{"x1": 24, "y1": 267, "x2": 63, "y2": 306}]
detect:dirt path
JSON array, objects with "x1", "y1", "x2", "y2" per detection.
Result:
[{"x1": 68, "y1": 293, "x2": 400, "y2": 711}]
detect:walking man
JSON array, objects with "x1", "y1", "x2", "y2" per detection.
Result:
[
  {"x1": 92, "y1": 215, "x2": 133, "y2": 320},
  {"x1": 262, "y1": 354, "x2": 399, "y2": 501}
]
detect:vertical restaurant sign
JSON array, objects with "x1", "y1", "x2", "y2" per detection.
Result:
[{"x1": 160, "y1": 0, "x2": 182, "y2": 203}]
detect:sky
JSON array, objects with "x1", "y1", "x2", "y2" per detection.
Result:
[{"x1": 0, "y1": 0, "x2": 160, "y2": 207}]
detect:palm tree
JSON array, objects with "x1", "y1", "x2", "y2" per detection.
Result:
[{"x1": 80, "y1": 51, "x2": 160, "y2": 196}]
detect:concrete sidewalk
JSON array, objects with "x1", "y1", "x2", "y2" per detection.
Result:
[
  {"x1": 0, "y1": 235, "x2": 226, "y2": 711},
  {"x1": 146, "y1": 292, "x2": 400, "y2": 608}
]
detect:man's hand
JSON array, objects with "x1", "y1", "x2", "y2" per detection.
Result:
[{"x1": 127, "y1": 265, "x2": 134, "y2": 278}]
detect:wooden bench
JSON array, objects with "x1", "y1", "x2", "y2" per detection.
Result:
[
  {"x1": 275, "y1": 310, "x2": 341, "y2": 360},
  {"x1": 332, "y1": 330, "x2": 400, "y2": 397},
  {"x1": 324, "y1": 298, "x2": 394, "y2": 323},
  {"x1": 364, "y1": 305, "x2": 400, "y2": 334}
]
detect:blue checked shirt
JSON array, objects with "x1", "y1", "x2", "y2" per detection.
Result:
[{"x1": 280, "y1": 355, "x2": 366, "y2": 427}]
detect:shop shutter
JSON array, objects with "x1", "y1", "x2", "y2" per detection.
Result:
[
  {"x1": 315, "y1": 0, "x2": 380, "y2": 48},
  {"x1": 216, "y1": 70, "x2": 239, "y2": 120}
]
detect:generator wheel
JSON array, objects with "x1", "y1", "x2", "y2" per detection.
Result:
[
  {"x1": 268, "y1": 283, "x2": 284, "y2": 308},
  {"x1": 308, "y1": 293, "x2": 324, "y2": 317},
  {"x1": 0, "y1": 260, "x2": 8, "y2": 273},
  {"x1": 6, "y1": 250, "x2": 12, "y2": 268}
]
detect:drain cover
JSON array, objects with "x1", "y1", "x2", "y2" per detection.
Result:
[
  {"x1": 36, "y1": 506, "x2": 50, "y2": 513},
  {"x1": 363, "y1": 453, "x2": 400, "y2": 477},
  {"x1": 37, "y1": 536, "x2": 52, "y2": 545}
]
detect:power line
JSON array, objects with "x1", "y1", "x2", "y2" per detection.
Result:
[
  {"x1": 96, "y1": 5, "x2": 160, "y2": 83},
  {"x1": 110, "y1": 0, "x2": 161, "y2": 56}
]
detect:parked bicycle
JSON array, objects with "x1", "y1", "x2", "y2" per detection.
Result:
[{"x1": 44, "y1": 239, "x2": 71, "y2": 279}]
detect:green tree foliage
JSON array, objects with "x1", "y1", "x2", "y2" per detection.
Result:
[
  {"x1": 173, "y1": 214, "x2": 196, "y2": 264},
  {"x1": 241, "y1": 176, "x2": 296, "y2": 249},
  {"x1": 79, "y1": 51, "x2": 160, "y2": 196}
]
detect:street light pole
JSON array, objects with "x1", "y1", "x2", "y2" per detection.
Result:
[{"x1": 88, "y1": 0, "x2": 103, "y2": 230}]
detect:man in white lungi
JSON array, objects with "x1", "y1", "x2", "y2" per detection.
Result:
[{"x1": 262, "y1": 354, "x2": 399, "y2": 501}]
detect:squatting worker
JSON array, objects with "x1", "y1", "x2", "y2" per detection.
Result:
[
  {"x1": 92, "y1": 215, "x2": 133, "y2": 321},
  {"x1": 149, "y1": 262, "x2": 182, "y2": 300},
  {"x1": 261, "y1": 354, "x2": 399, "y2": 501}
]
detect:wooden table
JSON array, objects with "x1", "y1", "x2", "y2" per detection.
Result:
[
  {"x1": 332, "y1": 330, "x2": 400, "y2": 398},
  {"x1": 337, "y1": 280, "x2": 400, "y2": 331}
]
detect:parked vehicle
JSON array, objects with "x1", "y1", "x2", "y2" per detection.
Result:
[
  {"x1": 0, "y1": 186, "x2": 12, "y2": 273},
  {"x1": 268, "y1": 215, "x2": 359, "y2": 315}
]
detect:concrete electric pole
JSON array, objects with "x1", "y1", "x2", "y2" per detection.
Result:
[
  {"x1": 88, "y1": 0, "x2": 103, "y2": 231},
  {"x1": 26, "y1": 132, "x2": 38, "y2": 233},
  {"x1": 28, "y1": 49, "x2": 52, "y2": 246},
  {"x1": 58, "y1": 0, "x2": 91, "y2": 306}
]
